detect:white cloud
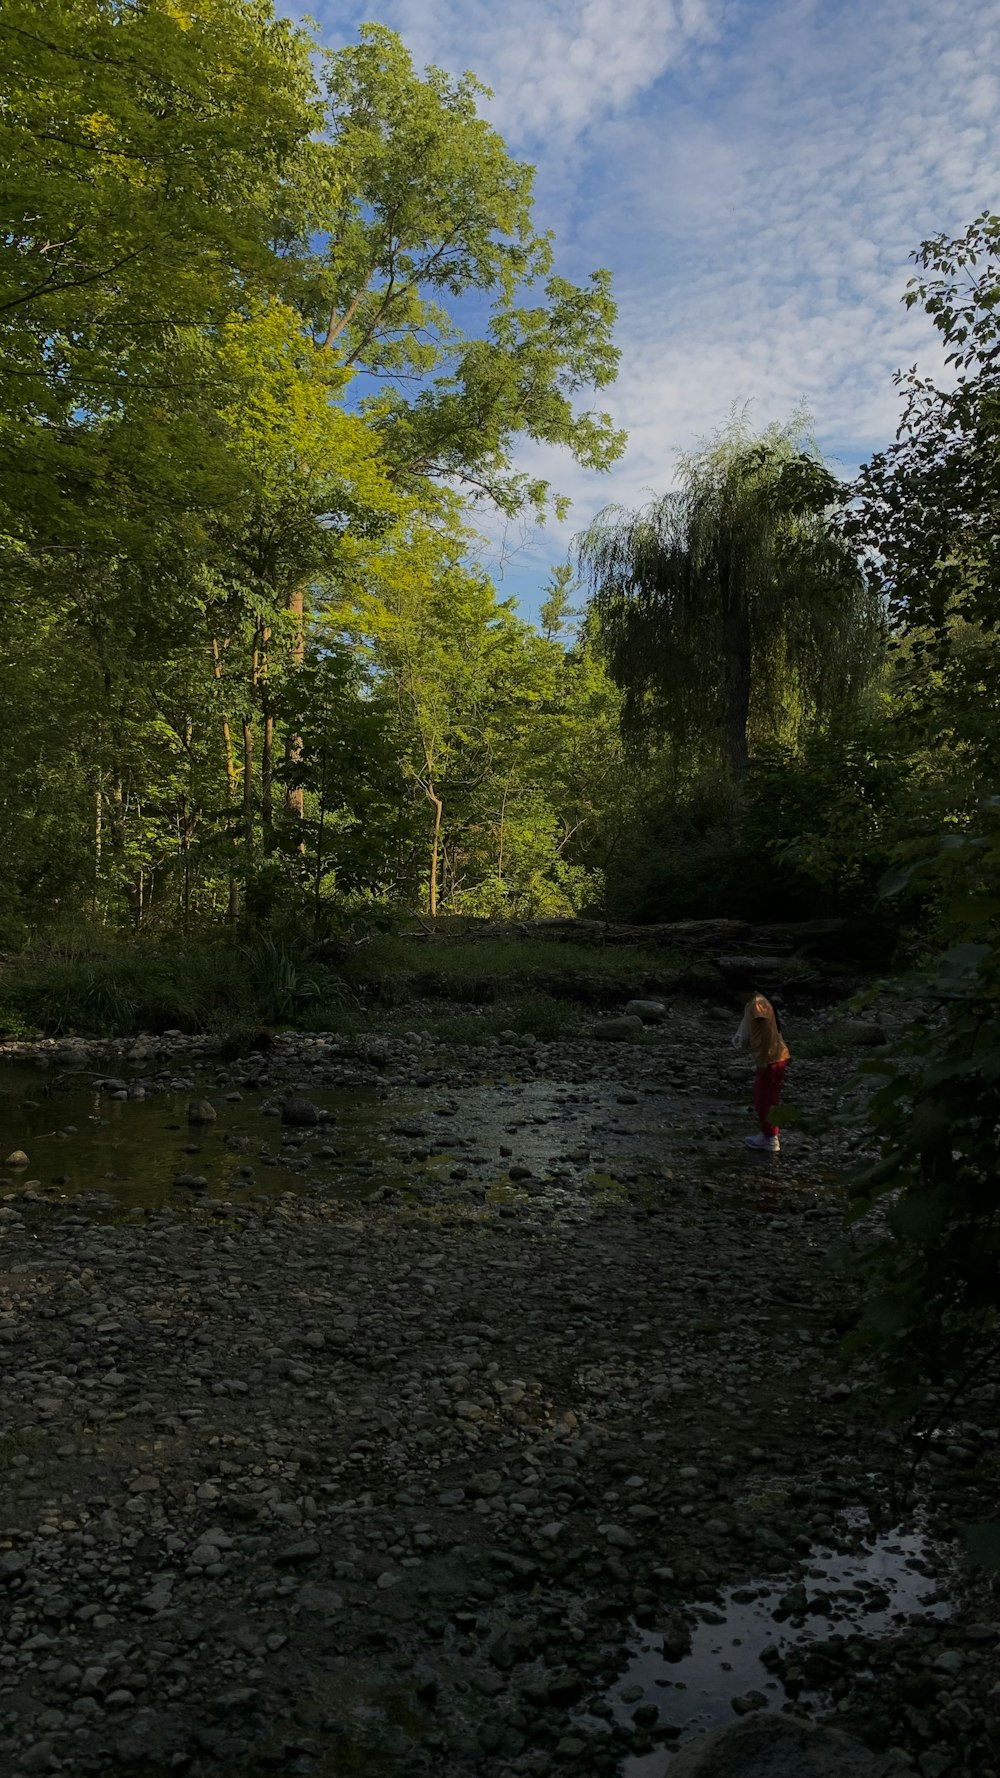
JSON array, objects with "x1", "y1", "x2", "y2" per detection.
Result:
[
  {"x1": 285, "y1": 0, "x2": 1000, "y2": 614},
  {"x1": 375, "y1": 0, "x2": 719, "y2": 144}
]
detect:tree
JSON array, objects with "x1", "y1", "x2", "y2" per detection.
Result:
[
  {"x1": 852, "y1": 210, "x2": 1000, "y2": 797},
  {"x1": 0, "y1": 10, "x2": 628, "y2": 937},
  {"x1": 576, "y1": 414, "x2": 883, "y2": 779},
  {"x1": 539, "y1": 563, "x2": 581, "y2": 642},
  {"x1": 0, "y1": 0, "x2": 319, "y2": 557},
  {"x1": 840, "y1": 218, "x2": 1000, "y2": 1530},
  {"x1": 298, "y1": 24, "x2": 626, "y2": 521},
  {"x1": 275, "y1": 646, "x2": 408, "y2": 934}
]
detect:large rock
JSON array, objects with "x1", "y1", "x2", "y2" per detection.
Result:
[
  {"x1": 590, "y1": 1015, "x2": 644, "y2": 1042},
  {"x1": 187, "y1": 1098, "x2": 217, "y2": 1125},
  {"x1": 281, "y1": 1095, "x2": 321, "y2": 1127},
  {"x1": 113, "y1": 1708, "x2": 193, "y2": 1765},
  {"x1": 624, "y1": 999, "x2": 668, "y2": 1024},
  {"x1": 668, "y1": 1715, "x2": 913, "y2": 1778}
]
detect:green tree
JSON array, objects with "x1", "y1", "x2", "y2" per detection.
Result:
[
  {"x1": 299, "y1": 24, "x2": 625, "y2": 521},
  {"x1": 0, "y1": 10, "x2": 628, "y2": 938},
  {"x1": 0, "y1": 0, "x2": 319, "y2": 556},
  {"x1": 842, "y1": 218, "x2": 1000, "y2": 1526},
  {"x1": 539, "y1": 563, "x2": 581, "y2": 642},
  {"x1": 577, "y1": 414, "x2": 883, "y2": 779}
]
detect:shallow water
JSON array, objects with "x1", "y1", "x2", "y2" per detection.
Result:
[
  {"x1": 0, "y1": 1047, "x2": 829, "y2": 1222},
  {"x1": 0, "y1": 1059, "x2": 703, "y2": 1212},
  {"x1": 0, "y1": 1060, "x2": 404, "y2": 1208},
  {"x1": 612, "y1": 1524, "x2": 950, "y2": 1774}
]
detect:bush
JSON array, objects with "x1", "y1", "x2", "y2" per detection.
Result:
[{"x1": 0, "y1": 939, "x2": 352, "y2": 1036}]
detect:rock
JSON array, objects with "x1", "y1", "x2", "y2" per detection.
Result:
[
  {"x1": 274, "y1": 1538, "x2": 320, "y2": 1565},
  {"x1": 667, "y1": 1715, "x2": 913, "y2": 1778},
  {"x1": 591, "y1": 1015, "x2": 644, "y2": 1042},
  {"x1": 174, "y1": 1173, "x2": 209, "y2": 1190},
  {"x1": 281, "y1": 1096, "x2": 321, "y2": 1127},
  {"x1": 113, "y1": 1708, "x2": 193, "y2": 1765},
  {"x1": 662, "y1": 1614, "x2": 692, "y2": 1660},
  {"x1": 187, "y1": 1098, "x2": 217, "y2": 1124},
  {"x1": 295, "y1": 1585, "x2": 344, "y2": 1620},
  {"x1": 4, "y1": 1150, "x2": 29, "y2": 1167},
  {"x1": 624, "y1": 1000, "x2": 668, "y2": 1023},
  {"x1": 544, "y1": 1669, "x2": 585, "y2": 1706}
]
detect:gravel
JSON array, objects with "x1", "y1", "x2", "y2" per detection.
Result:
[{"x1": 0, "y1": 1009, "x2": 996, "y2": 1778}]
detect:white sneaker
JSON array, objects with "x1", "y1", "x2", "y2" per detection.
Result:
[{"x1": 744, "y1": 1133, "x2": 780, "y2": 1152}]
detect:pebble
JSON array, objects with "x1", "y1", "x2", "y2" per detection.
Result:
[{"x1": 0, "y1": 1016, "x2": 992, "y2": 1778}]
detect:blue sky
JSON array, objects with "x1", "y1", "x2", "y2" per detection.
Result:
[{"x1": 281, "y1": 0, "x2": 1000, "y2": 624}]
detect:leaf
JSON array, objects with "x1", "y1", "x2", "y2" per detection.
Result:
[
  {"x1": 863, "y1": 1293, "x2": 917, "y2": 1337},
  {"x1": 888, "y1": 1189, "x2": 950, "y2": 1241},
  {"x1": 964, "y1": 1522, "x2": 1000, "y2": 1570}
]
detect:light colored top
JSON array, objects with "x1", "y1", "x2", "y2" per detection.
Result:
[{"x1": 735, "y1": 993, "x2": 790, "y2": 1071}]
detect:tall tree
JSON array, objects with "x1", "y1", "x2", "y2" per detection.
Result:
[
  {"x1": 576, "y1": 415, "x2": 882, "y2": 779},
  {"x1": 539, "y1": 563, "x2": 581, "y2": 642},
  {"x1": 296, "y1": 24, "x2": 625, "y2": 522},
  {"x1": 852, "y1": 210, "x2": 1000, "y2": 800},
  {"x1": 0, "y1": 0, "x2": 319, "y2": 556}
]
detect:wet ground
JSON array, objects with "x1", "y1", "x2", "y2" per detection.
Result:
[
  {"x1": 615, "y1": 1522, "x2": 950, "y2": 1773},
  {"x1": 0, "y1": 1016, "x2": 997, "y2": 1778}
]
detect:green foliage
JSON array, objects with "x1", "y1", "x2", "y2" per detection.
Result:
[
  {"x1": 578, "y1": 412, "x2": 883, "y2": 780},
  {"x1": 843, "y1": 835, "x2": 1000, "y2": 1413},
  {"x1": 0, "y1": 9, "x2": 626, "y2": 939},
  {"x1": 0, "y1": 938, "x2": 349, "y2": 1035},
  {"x1": 742, "y1": 726, "x2": 908, "y2": 920},
  {"x1": 840, "y1": 217, "x2": 1000, "y2": 1456}
]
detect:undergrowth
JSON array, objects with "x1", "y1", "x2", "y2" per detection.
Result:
[{"x1": 0, "y1": 941, "x2": 353, "y2": 1037}]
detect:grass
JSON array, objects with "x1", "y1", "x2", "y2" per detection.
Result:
[
  {"x1": 0, "y1": 927, "x2": 691, "y2": 1041},
  {"x1": 0, "y1": 939, "x2": 354, "y2": 1038},
  {"x1": 377, "y1": 991, "x2": 582, "y2": 1046},
  {"x1": 341, "y1": 935, "x2": 689, "y2": 1006}
]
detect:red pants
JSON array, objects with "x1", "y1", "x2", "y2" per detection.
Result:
[{"x1": 754, "y1": 1061, "x2": 788, "y2": 1137}]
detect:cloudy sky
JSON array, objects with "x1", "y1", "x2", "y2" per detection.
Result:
[{"x1": 281, "y1": 0, "x2": 1000, "y2": 621}]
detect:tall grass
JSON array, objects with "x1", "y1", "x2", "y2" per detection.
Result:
[
  {"x1": 343, "y1": 936, "x2": 687, "y2": 990},
  {"x1": 0, "y1": 940, "x2": 352, "y2": 1037}
]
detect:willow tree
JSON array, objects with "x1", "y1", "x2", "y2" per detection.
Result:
[{"x1": 576, "y1": 416, "x2": 883, "y2": 779}]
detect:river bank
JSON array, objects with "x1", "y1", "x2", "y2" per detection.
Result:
[{"x1": 0, "y1": 1010, "x2": 997, "y2": 1778}]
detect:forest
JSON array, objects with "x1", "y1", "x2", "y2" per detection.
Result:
[
  {"x1": 4, "y1": 2, "x2": 995, "y2": 960},
  {"x1": 4, "y1": 0, "x2": 998, "y2": 1352},
  {"x1": 1, "y1": 7, "x2": 999, "y2": 1778}
]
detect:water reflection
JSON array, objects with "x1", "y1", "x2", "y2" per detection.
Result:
[{"x1": 611, "y1": 1526, "x2": 949, "y2": 1775}]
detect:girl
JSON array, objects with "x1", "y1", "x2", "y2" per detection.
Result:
[{"x1": 730, "y1": 971, "x2": 790, "y2": 1152}]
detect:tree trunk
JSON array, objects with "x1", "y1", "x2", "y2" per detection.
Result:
[
  {"x1": 212, "y1": 637, "x2": 240, "y2": 922},
  {"x1": 257, "y1": 623, "x2": 274, "y2": 853},
  {"x1": 242, "y1": 718, "x2": 254, "y2": 855},
  {"x1": 94, "y1": 777, "x2": 103, "y2": 902},
  {"x1": 285, "y1": 583, "x2": 305, "y2": 829},
  {"x1": 427, "y1": 786, "x2": 443, "y2": 917},
  {"x1": 313, "y1": 747, "x2": 327, "y2": 939},
  {"x1": 261, "y1": 697, "x2": 274, "y2": 852}
]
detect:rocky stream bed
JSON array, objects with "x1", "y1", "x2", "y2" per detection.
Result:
[{"x1": 0, "y1": 1005, "x2": 997, "y2": 1778}]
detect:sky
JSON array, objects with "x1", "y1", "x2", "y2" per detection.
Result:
[{"x1": 280, "y1": 0, "x2": 1000, "y2": 623}]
